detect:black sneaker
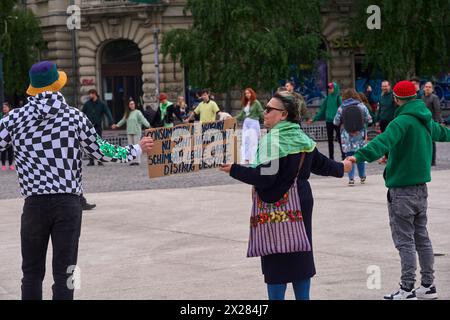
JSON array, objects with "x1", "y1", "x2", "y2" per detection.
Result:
[
  {"x1": 80, "y1": 195, "x2": 96, "y2": 211},
  {"x1": 348, "y1": 179, "x2": 355, "y2": 186},
  {"x1": 82, "y1": 202, "x2": 96, "y2": 211},
  {"x1": 414, "y1": 284, "x2": 438, "y2": 300},
  {"x1": 383, "y1": 285, "x2": 417, "y2": 300},
  {"x1": 98, "y1": 162, "x2": 104, "y2": 166},
  {"x1": 87, "y1": 161, "x2": 95, "y2": 167}
]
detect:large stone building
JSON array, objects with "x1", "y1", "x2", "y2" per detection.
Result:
[{"x1": 26, "y1": 0, "x2": 371, "y2": 123}]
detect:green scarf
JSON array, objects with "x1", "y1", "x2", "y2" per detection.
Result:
[
  {"x1": 252, "y1": 120, "x2": 316, "y2": 168},
  {"x1": 160, "y1": 101, "x2": 173, "y2": 126}
]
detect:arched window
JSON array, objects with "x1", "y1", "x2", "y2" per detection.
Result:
[{"x1": 101, "y1": 40, "x2": 143, "y2": 123}]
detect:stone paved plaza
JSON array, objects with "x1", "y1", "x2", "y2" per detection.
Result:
[{"x1": 1, "y1": 141, "x2": 450, "y2": 299}]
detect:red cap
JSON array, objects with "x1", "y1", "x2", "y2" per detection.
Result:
[
  {"x1": 393, "y1": 81, "x2": 417, "y2": 100},
  {"x1": 159, "y1": 93, "x2": 168, "y2": 102}
]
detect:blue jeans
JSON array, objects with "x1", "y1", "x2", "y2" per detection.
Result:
[
  {"x1": 267, "y1": 278, "x2": 311, "y2": 300},
  {"x1": 345, "y1": 152, "x2": 366, "y2": 180}
]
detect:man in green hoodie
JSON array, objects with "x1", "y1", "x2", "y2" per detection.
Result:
[
  {"x1": 347, "y1": 81, "x2": 450, "y2": 300},
  {"x1": 309, "y1": 82, "x2": 344, "y2": 160}
]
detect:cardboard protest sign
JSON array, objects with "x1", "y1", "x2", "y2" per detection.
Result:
[{"x1": 145, "y1": 119, "x2": 238, "y2": 178}]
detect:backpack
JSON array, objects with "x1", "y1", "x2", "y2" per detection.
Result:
[{"x1": 342, "y1": 103, "x2": 365, "y2": 134}]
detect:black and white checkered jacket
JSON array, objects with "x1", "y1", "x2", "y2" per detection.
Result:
[{"x1": 0, "y1": 91, "x2": 141, "y2": 197}]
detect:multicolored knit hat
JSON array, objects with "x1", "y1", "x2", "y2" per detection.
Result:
[
  {"x1": 27, "y1": 61, "x2": 67, "y2": 96},
  {"x1": 393, "y1": 81, "x2": 417, "y2": 100}
]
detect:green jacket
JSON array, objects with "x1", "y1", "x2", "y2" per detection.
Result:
[
  {"x1": 117, "y1": 110, "x2": 150, "y2": 135},
  {"x1": 355, "y1": 99, "x2": 450, "y2": 188},
  {"x1": 236, "y1": 100, "x2": 264, "y2": 122},
  {"x1": 313, "y1": 82, "x2": 342, "y2": 123},
  {"x1": 376, "y1": 91, "x2": 396, "y2": 122},
  {"x1": 82, "y1": 99, "x2": 113, "y2": 126}
]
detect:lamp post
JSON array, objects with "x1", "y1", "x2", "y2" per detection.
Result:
[
  {"x1": 128, "y1": 1, "x2": 163, "y2": 106},
  {"x1": 70, "y1": 0, "x2": 79, "y2": 108},
  {"x1": 0, "y1": 53, "x2": 4, "y2": 107},
  {"x1": 153, "y1": 27, "x2": 160, "y2": 100}
]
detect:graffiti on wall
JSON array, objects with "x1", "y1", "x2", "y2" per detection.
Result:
[{"x1": 287, "y1": 60, "x2": 328, "y2": 108}]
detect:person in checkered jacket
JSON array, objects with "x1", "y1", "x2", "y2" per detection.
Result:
[{"x1": 0, "y1": 61, "x2": 154, "y2": 300}]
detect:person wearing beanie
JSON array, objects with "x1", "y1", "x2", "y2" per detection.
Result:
[
  {"x1": 309, "y1": 82, "x2": 345, "y2": 161},
  {"x1": 0, "y1": 61, "x2": 154, "y2": 300},
  {"x1": 151, "y1": 92, "x2": 184, "y2": 128},
  {"x1": 347, "y1": 80, "x2": 450, "y2": 300}
]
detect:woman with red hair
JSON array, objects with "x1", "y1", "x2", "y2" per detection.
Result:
[{"x1": 237, "y1": 88, "x2": 264, "y2": 164}]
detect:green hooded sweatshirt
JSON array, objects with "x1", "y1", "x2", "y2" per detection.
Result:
[
  {"x1": 313, "y1": 82, "x2": 342, "y2": 123},
  {"x1": 355, "y1": 99, "x2": 450, "y2": 188}
]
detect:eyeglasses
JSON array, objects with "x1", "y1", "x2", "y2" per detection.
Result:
[{"x1": 264, "y1": 106, "x2": 285, "y2": 114}]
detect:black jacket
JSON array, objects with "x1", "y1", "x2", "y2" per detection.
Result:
[
  {"x1": 151, "y1": 104, "x2": 183, "y2": 128},
  {"x1": 229, "y1": 148, "x2": 344, "y2": 283}
]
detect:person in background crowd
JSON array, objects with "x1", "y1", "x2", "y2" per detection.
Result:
[
  {"x1": 334, "y1": 89, "x2": 372, "y2": 186},
  {"x1": 236, "y1": 88, "x2": 264, "y2": 164},
  {"x1": 185, "y1": 89, "x2": 220, "y2": 123},
  {"x1": 376, "y1": 81, "x2": 396, "y2": 133},
  {"x1": 285, "y1": 81, "x2": 310, "y2": 123},
  {"x1": 358, "y1": 92, "x2": 376, "y2": 122},
  {"x1": 175, "y1": 96, "x2": 190, "y2": 122},
  {"x1": 112, "y1": 100, "x2": 150, "y2": 166},
  {"x1": 422, "y1": 81, "x2": 443, "y2": 166},
  {"x1": 82, "y1": 89, "x2": 113, "y2": 166},
  {"x1": 1, "y1": 102, "x2": 8, "y2": 120},
  {"x1": 410, "y1": 77, "x2": 424, "y2": 99},
  {"x1": 1, "y1": 102, "x2": 14, "y2": 171},
  {"x1": 364, "y1": 84, "x2": 379, "y2": 115},
  {"x1": 309, "y1": 82, "x2": 345, "y2": 160},
  {"x1": 152, "y1": 93, "x2": 184, "y2": 128}
]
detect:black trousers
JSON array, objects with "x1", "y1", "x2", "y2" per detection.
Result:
[
  {"x1": 21, "y1": 194, "x2": 82, "y2": 300},
  {"x1": 325, "y1": 122, "x2": 344, "y2": 160},
  {"x1": 1, "y1": 146, "x2": 13, "y2": 166},
  {"x1": 432, "y1": 142, "x2": 436, "y2": 165}
]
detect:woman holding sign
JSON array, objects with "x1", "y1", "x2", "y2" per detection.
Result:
[{"x1": 220, "y1": 91, "x2": 352, "y2": 300}]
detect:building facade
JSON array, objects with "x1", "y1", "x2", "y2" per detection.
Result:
[{"x1": 27, "y1": 0, "x2": 373, "y2": 122}]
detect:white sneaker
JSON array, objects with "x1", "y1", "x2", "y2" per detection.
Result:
[
  {"x1": 414, "y1": 284, "x2": 438, "y2": 300},
  {"x1": 383, "y1": 286, "x2": 417, "y2": 300}
]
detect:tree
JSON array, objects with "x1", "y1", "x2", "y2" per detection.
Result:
[
  {"x1": 347, "y1": 0, "x2": 450, "y2": 81},
  {"x1": 162, "y1": 0, "x2": 324, "y2": 111},
  {"x1": 0, "y1": 0, "x2": 45, "y2": 100}
]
